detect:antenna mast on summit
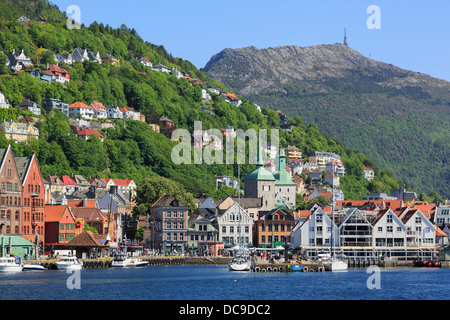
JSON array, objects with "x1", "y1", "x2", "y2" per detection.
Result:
[{"x1": 343, "y1": 25, "x2": 348, "y2": 47}]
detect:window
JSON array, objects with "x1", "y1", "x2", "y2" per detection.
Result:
[
  {"x1": 415, "y1": 217, "x2": 421, "y2": 224},
  {"x1": 245, "y1": 226, "x2": 249, "y2": 233},
  {"x1": 387, "y1": 226, "x2": 393, "y2": 233},
  {"x1": 230, "y1": 226, "x2": 234, "y2": 233},
  {"x1": 222, "y1": 226, "x2": 226, "y2": 233},
  {"x1": 387, "y1": 215, "x2": 393, "y2": 223}
]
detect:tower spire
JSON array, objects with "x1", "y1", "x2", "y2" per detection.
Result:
[{"x1": 343, "y1": 24, "x2": 348, "y2": 47}]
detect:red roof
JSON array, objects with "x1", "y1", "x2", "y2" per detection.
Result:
[
  {"x1": 69, "y1": 101, "x2": 93, "y2": 109},
  {"x1": 103, "y1": 178, "x2": 133, "y2": 186},
  {"x1": 61, "y1": 176, "x2": 77, "y2": 185},
  {"x1": 77, "y1": 128, "x2": 104, "y2": 138},
  {"x1": 120, "y1": 108, "x2": 128, "y2": 113},
  {"x1": 44, "y1": 205, "x2": 71, "y2": 222},
  {"x1": 47, "y1": 64, "x2": 69, "y2": 75},
  {"x1": 141, "y1": 57, "x2": 151, "y2": 63},
  {"x1": 90, "y1": 101, "x2": 106, "y2": 112}
]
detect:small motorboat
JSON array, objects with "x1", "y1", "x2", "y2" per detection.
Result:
[
  {"x1": 0, "y1": 256, "x2": 23, "y2": 272},
  {"x1": 23, "y1": 264, "x2": 45, "y2": 271},
  {"x1": 55, "y1": 256, "x2": 83, "y2": 270},
  {"x1": 128, "y1": 258, "x2": 148, "y2": 267},
  {"x1": 111, "y1": 254, "x2": 148, "y2": 267}
]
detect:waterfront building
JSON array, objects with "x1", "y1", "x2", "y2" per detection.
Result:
[
  {"x1": 43, "y1": 205, "x2": 76, "y2": 253},
  {"x1": 14, "y1": 153, "x2": 45, "y2": 251},
  {"x1": 254, "y1": 207, "x2": 296, "y2": 248},
  {"x1": 187, "y1": 213, "x2": 223, "y2": 255},
  {"x1": 148, "y1": 195, "x2": 189, "y2": 254},
  {"x1": 289, "y1": 206, "x2": 438, "y2": 262},
  {"x1": 0, "y1": 235, "x2": 35, "y2": 259},
  {"x1": 0, "y1": 146, "x2": 23, "y2": 237},
  {"x1": 217, "y1": 201, "x2": 253, "y2": 248}
]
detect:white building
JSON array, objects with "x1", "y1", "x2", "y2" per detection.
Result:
[
  {"x1": 105, "y1": 105, "x2": 123, "y2": 119},
  {"x1": 0, "y1": 92, "x2": 11, "y2": 109},
  {"x1": 69, "y1": 102, "x2": 95, "y2": 120},
  {"x1": 435, "y1": 205, "x2": 450, "y2": 226},
  {"x1": 139, "y1": 57, "x2": 152, "y2": 68},
  {"x1": 218, "y1": 202, "x2": 253, "y2": 247},
  {"x1": 363, "y1": 166, "x2": 375, "y2": 181},
  {"x1": 152, "y1": 64, "x2": 171, "y2": 74},
  {"x1": 290, "y1": 207, "x2": 437, "y2": 261}
]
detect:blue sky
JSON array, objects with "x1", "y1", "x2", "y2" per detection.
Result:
[{"x1": 52, "y1": 0, "x2": 450, "y2": 81}]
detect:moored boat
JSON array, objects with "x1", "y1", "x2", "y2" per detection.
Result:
[
  {"x1": 55, "y1": 256, "x2": 83, "y2": 270},
  {"x1": 0, "y1": 256, "x2": 23, "y2": 272},
  {"x1": 229, "y1": 254, "x2": 252, "y2": 272},
  {"x1": 23, "y1": 264, "x2": 45, "y2": 271}
]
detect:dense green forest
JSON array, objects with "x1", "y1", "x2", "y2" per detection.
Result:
[{"x1": 0, "y1": 0, "x2": 410, "y2": 203}]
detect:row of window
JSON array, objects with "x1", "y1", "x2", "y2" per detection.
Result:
[
  {"x1": 23, "y1": 226, "x2": 44, "y2": 235},
  {"x1": 59, "y1": 223, "x2": 75, "y2": 231},
  {"x1": 164, "y1": 210, "x2": 186, "y2": 218},
  {"x1": 59, "y1": 233, "x2": 75, "y2": 242},
  {"x1": 222, "y1": 226, "x2": 250, "y2": 234},
  {"x1": 221, "y1": 236, "x2": 250, "y2": 244},
  {"x1": 260, "y1": 235, "x2": 288, "y2": 244},
  {"x1": 164, "y1": 222, "x2": 186, "y2": 229},
  {"x1": 260, "y1": 224, "x2": 289, "y2": 232},
  {"x1": 164, "y1": 233, "x2": 186, "y2": 242}
]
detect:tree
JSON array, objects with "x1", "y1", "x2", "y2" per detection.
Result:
[{"x1": 133, "y1": 176, "x2": 195, "y2": 217}]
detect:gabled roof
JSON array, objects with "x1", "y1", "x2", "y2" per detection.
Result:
[
  {"x1": 61, "y1": 175, "x2": 77, "y2": 186},
  {"x1": 151, "y1": 194, "x2": 188, "y2": 209},
  {"x1": 47, "y1": 64, "x2": 69, "y2": 75},
  {"x1": 71, "y1": 207, "x2": 106, "y2": 221},
  {"x1": 44, "y1": 205, "x2": 72, "y2": 222},
  {"x1": 14, "y1": 155, "x2": 34, "y2": 185},
  {"x1": 77, "y1": 128, "x2": 104, "y2": 138},
  {"x1": 69, "y1": 101, "x2": 93, "y2": 109},
  {"x1": 66, "y1": 231, "x2": 105, "y2": 247},
  {"x1": 90, "y1": 100, "x2": 106, "y2": 112}
]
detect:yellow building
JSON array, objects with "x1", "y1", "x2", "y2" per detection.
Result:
[{"x1": 0, "y1": 120, "x2": 39, "y2": 143}]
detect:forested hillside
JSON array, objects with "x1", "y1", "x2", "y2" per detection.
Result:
[{"x1": 0, "y1": 0, "x2": 407, "y2": 202}]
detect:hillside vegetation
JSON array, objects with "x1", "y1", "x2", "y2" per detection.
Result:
[{"x1": 0, "y1": 0, "x2": 406, "y2": 201}]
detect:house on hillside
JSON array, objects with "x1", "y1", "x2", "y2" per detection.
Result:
[
  {"x1": 90, "y1": 101, "x2": 107, "y2": 119},
  {"x1": 42, "y1": 98, "x2": 69, "y2": 116},
  {"x1": 153, "y1": 64, "x2": 171, "y2": 74},
  {"x1": 102, "y1": 53, "x2": 119, "y2": 66},
  {"x1": 55, "y1": 53, "x2": 73, "y2": 65},
  {"x1": 69, "y1": 102, "x2": 95, "y2": 120},
  {"x1": 105, "y1": 105, "x2": 123, "y2": 119},
  {"x1": 77, "y1": 128, "x2": 104, "y2": 142},
  {"x1": 19, "y1": 98, "x2": 41, "y2": 116},
  {"x1": 5, "y1": 49, "x2": 33, "y2": 71},
  {"x1": 0, "y1": 120, "x2": 39, "y2": 143},
  {"x1": 139, "y1": 57, "x2": 152, "y2": 68},
  {"x1": 0, "y1": 92, "x2": 11, "y2": 109},
  {"x1": 44, "y1": 64, "x2": 70, "y2": 84}
]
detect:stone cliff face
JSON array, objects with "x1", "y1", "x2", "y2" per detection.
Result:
[{"x1": 204, "y1": 44, "x2": 450, "y2": 96}]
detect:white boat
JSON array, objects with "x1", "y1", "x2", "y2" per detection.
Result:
[
  {"x1": 127, "y1": 258, "x2": 148, "y2": 267},
  {"x1": 55, "y1": 256, "x2": 83, "y2": 270},
  {"x1": 23, "y1": 264, "x2": 45, "y2": 271},
  {"x1": 111, "y1": 254, "x2": 148, "y2": 267},
  {"x1": 229, "y1": 254, "x2": 252, "y2": 272},
  {"x1": 0, "y1": 256, "x2": 23, "y2": 272},
  {"x1": 111, "y1": 254, "x2": 131, "y2": 267},
  {"x1": 324, "y1": 258, "x2": 348, "y2": 272}
]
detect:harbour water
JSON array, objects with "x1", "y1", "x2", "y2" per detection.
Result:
[{"x1": 0, "y1": 265, "x2": 449, "y2": 301}]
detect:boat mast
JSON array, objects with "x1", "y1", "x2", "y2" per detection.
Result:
[{"x1": 331, "y1": 163, "x2": 335, "y2": 258}]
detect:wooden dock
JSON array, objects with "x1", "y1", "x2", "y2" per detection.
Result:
[{"x1": 253, "y1": 261, "x2": 325, "y2": 273}]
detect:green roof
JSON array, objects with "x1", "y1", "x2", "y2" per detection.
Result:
[
  {"x1": 244, "y1": 166, "x2": 275, "y2": 181},
  {"x1": 273, "y1": 170, "x2": 296, "y2": 185},
  {"x1": 0, "y1": 236, "x2": 34, "y2": 246}
]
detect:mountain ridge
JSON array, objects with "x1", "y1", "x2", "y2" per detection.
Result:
[{"x1": 204, "y1": 44, "x2": 450, "y2": 198}]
